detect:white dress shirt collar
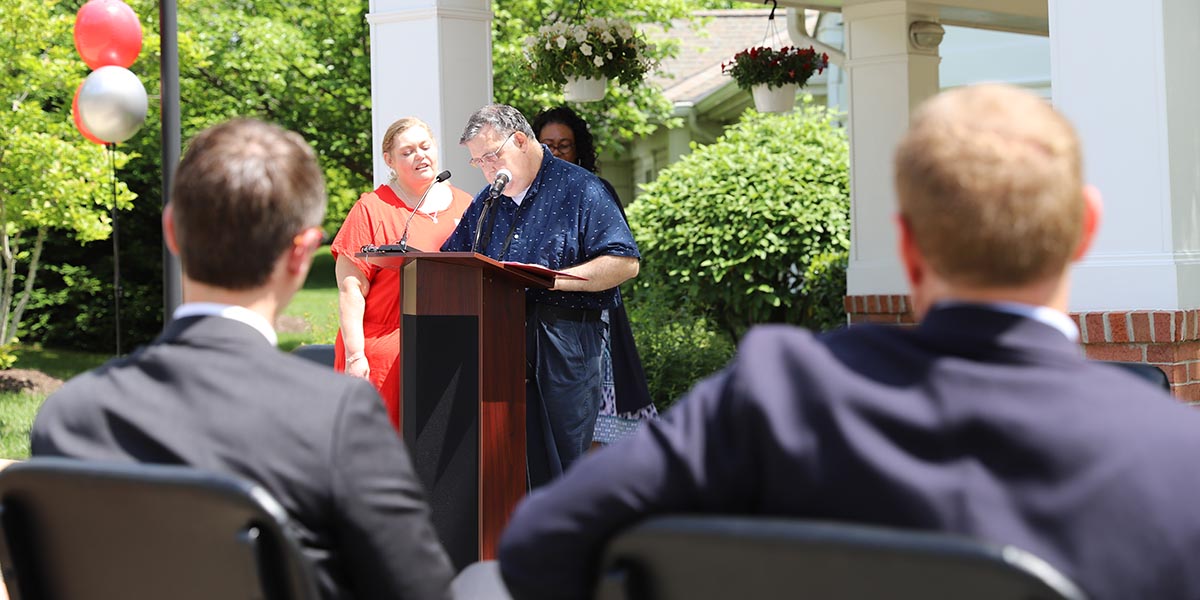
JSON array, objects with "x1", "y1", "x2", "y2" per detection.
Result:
[
  {"x1": 172, "y1": 303, "x2": 278, "y2": 346},
  {"x1": 508, "y1": 186, "x2": 529, "y2": 206},
  {"x1": 938, "y1": 300, "x2": 1079, "y2": 342}
]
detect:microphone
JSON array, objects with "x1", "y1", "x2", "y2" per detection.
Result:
[
  {"x1": 489, "y1": 168, "x2": 512, "y2": 200},
  {"x1": 396, "y1": 170, "x2": 452, "y2": 252}
]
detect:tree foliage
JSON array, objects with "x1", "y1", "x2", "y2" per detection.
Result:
[
  {"x1": 173, "y1": 0, "x2": 372, "y2": 228},
  {"x1": 627, "y1": 101, "x2": 850, "y2": 341},
  {"x1": 27, "y1": 0, "x2": 376, "y2": 352},
  {"x1": 491, "y1": 0, "x2": 693, "y2": 155},
  {"x1": 1, "y1": 0, "x2": 137, "y2": 364},
  {"x1": 22, "y1": 0, "x2": 727, "y2": 354}
]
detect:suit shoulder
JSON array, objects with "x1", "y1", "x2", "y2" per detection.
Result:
[
  {"x1": 274, "y1": 352, "x2": 378, "y2": 399},
  {"x1": 724, "y1": 325, "x2": 834, "y2": 396},
  {"x1": 37, "y1": 357, "x2": 128, "y2": 412},
  {"x1": 737, "y1": 324, "x2": 838, "y2": 363}
]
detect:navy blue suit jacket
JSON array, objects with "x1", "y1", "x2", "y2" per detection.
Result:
[{"x1": 499, "y1": 306, "x2": 1200, "y2": 599}]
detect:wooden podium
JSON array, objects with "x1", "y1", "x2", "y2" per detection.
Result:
[{"x1": 361, "y1": 251, "x2": 551, "y2": 571}]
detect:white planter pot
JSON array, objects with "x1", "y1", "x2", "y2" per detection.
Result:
[
  {"x1": 751, "y1": 83, "x2": 798, "y2": 113},
  {"x1": 564, "y1": 76, "x2": 608, "y2": 102}
]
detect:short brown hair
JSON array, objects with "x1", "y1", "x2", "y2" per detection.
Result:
[
  {"x1": 170, "y1": 119, "x2": 326, "y2": 289},
  {"x1": 894, "y1": 84, "x2": 1084, "y2": 286}
]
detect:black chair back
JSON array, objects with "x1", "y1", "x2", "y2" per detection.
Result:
[
  {"x1": 596, "y1": 516, "x2": 1086, "y2": 600},
  {"x1": 291, "y1": 344, "x2": 336, "y2": 369},
  {"x1": 0, "y1": 458, "x2": 319, "y2": 600},
  {"x1": 1099, "y1": 360, "x2": 1170, "y2": 391}
]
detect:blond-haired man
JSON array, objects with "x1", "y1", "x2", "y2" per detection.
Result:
[{"x1": 496, "y1": 84, "x2": 1200, "y2": 600}]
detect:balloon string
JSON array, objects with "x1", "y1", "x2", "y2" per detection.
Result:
[{"x1": 109, "y1": 143, "x2": 122, "y2": 357}]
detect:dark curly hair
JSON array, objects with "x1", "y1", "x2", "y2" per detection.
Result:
[{"x1": 531, "y1": 106, "x2": 599, "y2": 173}]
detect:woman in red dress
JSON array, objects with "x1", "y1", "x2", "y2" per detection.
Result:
[{"x1": 330, "y1": 117, "x2": 472, "y2": 427}]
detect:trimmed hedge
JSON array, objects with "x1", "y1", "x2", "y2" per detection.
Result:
[{"x1": 627, "y1": 102, "x2": 849, "y2": 341}]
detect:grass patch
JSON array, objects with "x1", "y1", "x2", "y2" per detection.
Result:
[
  {"x1": 0, "y1": 392, "x2": 44, "y2": 459},
  {"x1": 279, "y1": 245, "x2": 339, "y2": 352},
  {"x1": 2, "y1": 346, "x2": 110, "y2": 459},
  {"x1": 302, "y1": 244, "x2": 337, "y2": 291},
  {"x1": 1, "y1": 345, "x2": 109, "y2": 459},
  {"x1": 13, "y1": 346, "x2": 110, "y2": 381}
]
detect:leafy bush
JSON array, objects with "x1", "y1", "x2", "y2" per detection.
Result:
[
  {"x1": 624, "y1": 285, "x2": 735, "y2": 412},
  {"x1": 21, "y1": 188, "x2": 165, "y2": 354},
  {"x1": 800, "y1": 250, "x2": 848, "y2": 332},
  {"x1": 627, "y1": 102, "x2": 850, "y2": 342}
]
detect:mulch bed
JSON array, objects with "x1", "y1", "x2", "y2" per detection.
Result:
[{"x1": 0, "y1": 369, "x2": 64, "y2": 396}]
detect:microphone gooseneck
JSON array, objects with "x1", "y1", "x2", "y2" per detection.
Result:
[
  {"x1": 474, "y1": 169, "x2": 512, "y2": 254},
  {"x1": 398, "y1": 170, "x2": 452, "y2": 251}
]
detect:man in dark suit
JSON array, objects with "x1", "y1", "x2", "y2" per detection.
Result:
[
  {"x1": 497, "y1": 84, "x2": 1200, "y2": 600},
  {"x1": 31, "y1": 119, "x2": 454, "y2": 600}
]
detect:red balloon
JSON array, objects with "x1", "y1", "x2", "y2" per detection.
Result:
[
  {"x1": 72, "y1": 82, "x2": 108, "y2": 146},
  {"x1": 74, "y1": 0, "x2": 143, "y2": 69}
]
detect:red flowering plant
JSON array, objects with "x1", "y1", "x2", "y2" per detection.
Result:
[{"x1": 722, "y1": 45, "x2": 829, "y2": 90}]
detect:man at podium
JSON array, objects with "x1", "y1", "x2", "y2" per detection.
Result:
[{"x1": 442, "y1": 104, "x2": 640, "y2": 488}]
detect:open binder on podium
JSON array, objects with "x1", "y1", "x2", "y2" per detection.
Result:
[{"x1": 499, "y1": 261, "x2": 587, "y2": 281}]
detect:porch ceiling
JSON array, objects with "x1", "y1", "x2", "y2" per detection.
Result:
[{"x1": 777, "y1": 0, "x2": 1048, "y2": 36}]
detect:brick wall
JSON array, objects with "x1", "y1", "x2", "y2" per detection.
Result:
[
  {"x1": 843, "y1": 294, "x2": 916, "y2": 327},
  {"x1": 845, "y1": 294, "x2": 1200, "y2": 401}
]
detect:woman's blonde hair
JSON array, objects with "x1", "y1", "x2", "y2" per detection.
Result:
[{"x1": 382, "y1": 117, "x2": 434, "y2": 155}]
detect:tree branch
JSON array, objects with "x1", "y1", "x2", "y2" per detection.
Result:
[{"x1": 6, "y1": 226, "x2": 45, "y2": 346}]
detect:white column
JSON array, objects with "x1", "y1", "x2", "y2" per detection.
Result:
[
  {"x1": 843, "y1": 1, "x2": 942, "y2": 296},
  {"x1": 368, "y1": 0, "x2": 492, "y2": 193},
  {"x1": 1051, "y1": 0, "x2": 1200, "y2": 311}
]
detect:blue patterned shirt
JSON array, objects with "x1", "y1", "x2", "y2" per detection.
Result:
[{"x1": 441, "y1": 148, "x2": 639, "y2": 310}]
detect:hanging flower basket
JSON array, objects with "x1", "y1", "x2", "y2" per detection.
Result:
[
  {"x1": 525, "y1": 17, "x2": 656, "y2": 100},
  {"x1": 564, "y1": 75, "x2": 609, "y2": 102},
  {"x1": 723, "y1": 45, "x2": 829, "y2": 113},
  {"x1": 750, "y1": 82, "x2": 798, "y2": 113}
]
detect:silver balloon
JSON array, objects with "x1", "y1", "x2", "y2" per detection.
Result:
[{"x1": 78, "y1": 65, "x2": 148, "y2": 144}]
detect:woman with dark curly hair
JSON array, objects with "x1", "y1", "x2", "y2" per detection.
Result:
[
  {"x1": 532, "y1": 106, "x2": 601, "y2": 171},
  {"x1": 533, "y1": 106, "x2": 657, "y2": 423}
]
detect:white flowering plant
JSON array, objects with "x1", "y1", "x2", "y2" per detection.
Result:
[{"x1": 524, "y1": 17, "x2": 656, "y2": 85}]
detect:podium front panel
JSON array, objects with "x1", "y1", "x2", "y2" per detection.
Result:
[
  {"x1": 364, "y1": 253, "x2": 529, "y2": 566},
  {"x1": 402, "y1": 314, "x2": 479, "y2": 572}
]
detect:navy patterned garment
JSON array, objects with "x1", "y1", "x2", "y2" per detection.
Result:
[{"x1": 442, "y1": 147, "x2": 639, "y2": 311}]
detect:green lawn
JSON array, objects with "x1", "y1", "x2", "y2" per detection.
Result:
[
  {"x1": 0, "y1": 391, "x2": 43, "y2": 459},
  {"x1": 12, "y1": 345, "x2": 111, "y2": 380},
  {"x1": 1, "y1": 246, "x2": 341, "y2": 459},
  {"x1": 279, "y1": 244, "x2": 340, "y2": 351}
]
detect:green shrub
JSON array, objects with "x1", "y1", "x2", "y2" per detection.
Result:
[
  {"x1": 800, "y1": 250, "x2": 849, "y2": 332},
  {"x1": 624, "y1": 285, "x2": 735, "y2": 412},
  {"x1": 627, "y1": 102, "x2": 849, "y2": 341}
]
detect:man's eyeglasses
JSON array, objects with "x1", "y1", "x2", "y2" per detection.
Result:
[
  {"x1": 468, "y1": 133, "x2": 516, "y2": 168},
  {"x1": 545, "y1": 140, "x2": 575, "y2": 153}
]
